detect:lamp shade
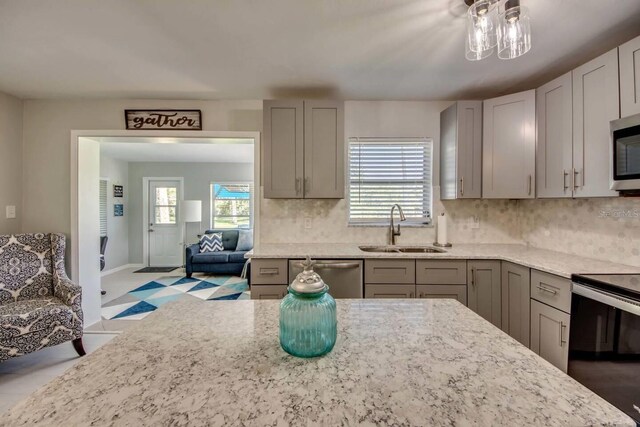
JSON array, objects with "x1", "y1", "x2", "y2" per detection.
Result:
[{"x1": 181, "y1": 200, "x2": 202, "y2": 223}]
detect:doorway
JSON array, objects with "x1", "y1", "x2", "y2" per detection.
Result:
[
  {"x1": 71, "y1": 131, "x2": 261, "y2": 327},
  {"x1": 147, "y1": 179, "x2": 183, "y2": 267}
]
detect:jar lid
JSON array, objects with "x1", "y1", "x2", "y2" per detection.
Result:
[{"x1": 290, "y1": 256, "x2": 327, "y2": 294}]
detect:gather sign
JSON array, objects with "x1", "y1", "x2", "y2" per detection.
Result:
[{"x1": 125, "y1": 109, "x2": 202, "y2": 130}]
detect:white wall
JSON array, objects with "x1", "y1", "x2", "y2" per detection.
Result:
[
  {"x1": 127, "y1": 162, "x2": 253, "y2": 264},
  {"x1": 0, "y1": 91, "x2": 23, "y2": 234},
  {"x1": 21, "y1": 99, "x2": 262, "y2": 244},
  {"x1": 99, "y1": 155, "x2": 129, "y2": 271}
]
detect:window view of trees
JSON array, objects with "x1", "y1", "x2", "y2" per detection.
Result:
[{"x1": 212, "y1": 183, "x2": 252, "y2": 229}]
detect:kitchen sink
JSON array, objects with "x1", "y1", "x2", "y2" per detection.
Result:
[{"x1": 358, "y1": 245, "x2": 446, "y2": 254}]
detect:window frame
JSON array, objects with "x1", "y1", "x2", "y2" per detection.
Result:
[
  {"x1": 210, "y1": 181, "x2": 254, "y2": 230},
  {"x1": 347, "y1": 137, "x2": 433, "y2": 228}
]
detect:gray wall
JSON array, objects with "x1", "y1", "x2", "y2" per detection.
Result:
[
  {"x1": 99, "y1": 155, "x2": 129, "y2": 271},
  {"x1": 0, "y1": 91, "x2": 23, "y2": 234},
  {"x1": 127, "y1": 162, "x2": 253, "y2": 264},
  {"x1": 21, "y1": 99, "x2": 262, "y2": 240}
]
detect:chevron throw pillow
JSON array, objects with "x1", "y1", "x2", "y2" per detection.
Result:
[{"x1": 200, "y1": 233, "x2": 223, "y2": 253}]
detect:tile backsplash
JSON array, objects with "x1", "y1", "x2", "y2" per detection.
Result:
[{"x1": 260, "y1": 190, "x2": 640, "y2": 268}]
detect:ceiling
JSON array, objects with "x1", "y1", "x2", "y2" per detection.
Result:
[
  {"x1": 98, "y1": 137, "x2": 254, "y2": 163},
  {"x1": 1, "y1": 0, "x2": 640, "y2": 100}
]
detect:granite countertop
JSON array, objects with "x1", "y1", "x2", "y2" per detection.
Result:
[
  {"x1": 247, "y1": 243, "x2": 640, "y2": 279},
  {"x1": 3, "y1": 299, "x2": 634, "y2": 426}
]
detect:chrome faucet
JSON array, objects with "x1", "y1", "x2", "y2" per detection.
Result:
[{"x1": 389, "y1": 204, "x2": 406, "y2": 245}]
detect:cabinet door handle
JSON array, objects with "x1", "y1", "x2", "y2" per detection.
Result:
[
  {"x1": 460, "y1": 177, "x2": 464, "y2": 196},
  {"x1": 409, "y1": 292, "x2": 414, "y2": 298},
  {"x1": 573, "y1": 168, "x2": 580, "y2": 191},
  {"x1": 536, "y1": 284, "x2": 558, "y2": 295},
  {"x1": 295, "y1": 178, "x2": 302, "y2": 195},
  {"x1": 418, "y1": 293, "x2": 423, "y2": 298},
  {"x1": 528, "y1": 175, "x2": 532, "y2": 195},
  {"x1": 560, "y1": 322, "x2": 567, "y2": 346},
  {"x1": 563, "y1": 170, "x2": 569, "y2": 191},
  {"x1": 470, "y1": 267, "x2": 475, "y2": 287}
]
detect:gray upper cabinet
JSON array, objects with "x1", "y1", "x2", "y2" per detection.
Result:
[
  {"x1": 303, "y1": 101, "x2": 345, "y2": 199},
  {"x1": 536, "y1": 73, "x2": 573, "y2": 198},
  {"x1": 501, "y1": 262, "x2": 530, "y2": 347},
  {"x1": 468, "y1": 260, "x2": 501, "y2": 328},
  {"x1": 263, "y1": 100, "x2": 344, "y2": 199},
  {"x1": 483, "y1": 90, "x2": 536, "y2": 199},
  {"x1": 572, "y1": 48, "x2": 619, "y2": 197},
  {"x1": 620, "y1": 34, "x2": 640, "y2": 117},
  {"x1": 440, "y1": 101, "x2": 483, "y2": 200},
  {"x1": 263, "y1": 100, "x2": 304, "y2": 198}
]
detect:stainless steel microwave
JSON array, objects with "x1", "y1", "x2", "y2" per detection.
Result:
[{"x1": 611, "y1": 113, "x2": 640, "y2": 191}]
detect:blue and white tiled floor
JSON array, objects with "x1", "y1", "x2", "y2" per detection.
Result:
[{"x1": 102, "y1": 275, "x2": 250, "y2": 320}]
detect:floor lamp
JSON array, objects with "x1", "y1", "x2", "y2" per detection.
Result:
[{"x1": 181, "y1": 200, "x2": 202, "y2": 267}]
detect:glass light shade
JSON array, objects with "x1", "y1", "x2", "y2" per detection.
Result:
[
  {"x1": 466, "y1": 0, "x2": 499, "y2": 55},
  {"x1": 497, "y1": 5, "x2": 531, "y2": 60},
  {"x1": 466, "y1": 36, "x2": 494, "y2": 61}
]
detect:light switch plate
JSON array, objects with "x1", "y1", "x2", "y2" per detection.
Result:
[
  {"x1": 304, "y1": 217, "x2": 312, "y2": 229},
  {"x1": 470, "y1": 215, "x2": 480, "y2": 229},
  {"x1": 6, "y1": 205, "x2": 16, "y2": 219}
]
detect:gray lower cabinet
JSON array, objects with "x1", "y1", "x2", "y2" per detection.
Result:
[
  {"x1": 530, "y1": 299, "x2": 570, "y2": 373},
  {"x1": 467, "y1": 261, "x2": 501, "y2": 327},
  {"x1": 501, "y1": 262, "x2": 531, "y2": 346},
  {"x1": 365, "y1": 284, "x2": 415, "y2": 299},
  {"x1": 365, "y1": 259, "x2": 415, "y2": 284},
  {"x1": 251, "y1": 285, "x2": 288, "y2": 300},
  {"x1": 416, "y1": 285, "x2": 467, "y2": 305},
  {"x1": 263, "y1": 99, "x2": 344, "y2": 199}
]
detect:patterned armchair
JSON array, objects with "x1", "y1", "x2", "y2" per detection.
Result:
[{"x1": 0, "y1": 233, "x2": 84, "y2": 362}]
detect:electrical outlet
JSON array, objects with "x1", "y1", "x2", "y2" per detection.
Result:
[
  {"x1": 470, "y1": 215, "x2": 480, "y2": 229},
  {"x1": 5, "y1": 205, "x2": 16, "y2": 219},
  {"x1": 304, "y1": 217, "x2": 313, "y2": 229}
]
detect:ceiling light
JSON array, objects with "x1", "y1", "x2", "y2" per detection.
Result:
[
  {"x1": 497, "y1": 0, "x2": 532, "y2": 59},
  {"x1": 464, "y1": 0, "x2": 531, "y2": 61}
]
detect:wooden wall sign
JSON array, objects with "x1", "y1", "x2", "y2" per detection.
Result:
[
  {"x1": 113, "y1": 185, "x2": 123, "y2": 198},
  {"x1": 125, "y1": 109, "x2": 202, "y2": 130}
]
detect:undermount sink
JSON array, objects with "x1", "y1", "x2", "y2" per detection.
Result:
[{"x1": 358, "y1": 245, "x2": 446, "y2": 254}]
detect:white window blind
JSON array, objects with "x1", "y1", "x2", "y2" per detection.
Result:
[
  {"x1": 99, "y1": 180, "x2": 108, "y2": 237},
  {"x1": 349, "y1": 138, "x2": 432, "y2": 225}
]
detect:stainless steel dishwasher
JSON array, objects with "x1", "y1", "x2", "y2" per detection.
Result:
[{"x1": 289, "y1": 259, "x2": 363, "y2": 299}]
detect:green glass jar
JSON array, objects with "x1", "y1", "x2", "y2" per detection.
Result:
[{"x1": 279, "y1": 257, "x2": 337, "y2": 358}]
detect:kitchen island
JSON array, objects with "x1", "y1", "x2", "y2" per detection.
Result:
[{"x1": 3, "y1": 299, "x2": 634, "y2": 426}]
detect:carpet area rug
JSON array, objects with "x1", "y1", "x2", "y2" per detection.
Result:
[{"x1": 102, "y1": 275, "x2": 250, "y2": 320}]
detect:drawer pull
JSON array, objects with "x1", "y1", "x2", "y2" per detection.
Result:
[
  {"x1": 259, "y1": 268, "x2": 280, "y2": 275},
  {"x1": 560, "y1": 322, "x2": 567, "y2": 346},
  {"x1": 536, "y1": 284, "x2": 557, "y2": 295}
]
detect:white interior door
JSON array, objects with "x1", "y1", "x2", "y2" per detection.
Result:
[{"x1": 148, "y1": 180, "x2": 182, "y2": 267}]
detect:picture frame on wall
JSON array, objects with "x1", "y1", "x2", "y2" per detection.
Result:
[
  {"x1": 113, "y1": 185, "x2": 124, "y2": 198},
  {"x1": 114, "y1": 204, "x2": 124, "y2": 217},
  {"x1": 124, "y1": 109, "x2": 202, "y2": 130}
]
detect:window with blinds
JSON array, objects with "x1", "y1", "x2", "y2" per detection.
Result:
[
  {"x1": 348, "y1": 138, "x2": 432, "y2": 225},
  {"x1": 99, "y1": 180, "x2": 108, "y2": 237}
]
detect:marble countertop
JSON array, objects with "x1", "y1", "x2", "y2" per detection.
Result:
[
  {"x1": 247, "y1": 243, "x2": 640, "y2": 279},
  {"x1": 3, "y1": 299, "x2": 634, "y2": 426}
]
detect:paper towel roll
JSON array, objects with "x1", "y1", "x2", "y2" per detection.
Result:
[{"x1": 436, "y1": 214, "x2": 448, "y2": 245}]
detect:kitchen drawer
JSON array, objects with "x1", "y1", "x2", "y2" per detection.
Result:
[
  {"x1": 365, "y1": 284, "x2": 416, "y2": 299},
  {"x1": 416, "y1": 260, "x2": 467, "y2": 285},
  {"x1": 416, "y1": 284, "x2": 467, "y2": 305},
  {"x1": 530, "y1": 270, "x2": 571, "y2": 313},
  {"x1": 251, "y1": 285, "x2": 288, "y2": 300},
  {"x1": 365, "y1": 259, "x2": 415, "y2": 284},
  {"x1": 251, "y1": 259, "x2": 288, "y2": 284}
]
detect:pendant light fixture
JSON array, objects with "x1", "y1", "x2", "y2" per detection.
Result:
[
  {"x1": 464, "y1": 0, "x2": 532, "y2": 61},
  {"x1": 497, "y1": 0, "x2": 532, "y2": 59}
]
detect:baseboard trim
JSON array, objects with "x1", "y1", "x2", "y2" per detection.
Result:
[{"x1": 101, "y1": 263, "x2": 144, "y2": 277}]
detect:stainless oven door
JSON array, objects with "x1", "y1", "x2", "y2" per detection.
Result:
[{"x1": 569, "y1": 283, "x2": 640, "y2": 424}]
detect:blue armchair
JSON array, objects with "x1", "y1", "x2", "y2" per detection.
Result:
[{"x1": 185, "y1": 229, "x2": 252, "y2": 278}]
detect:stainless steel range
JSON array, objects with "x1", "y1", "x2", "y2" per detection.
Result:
[{"x1": 570, "y1": 273, "x2": 640, "y2": 425}]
